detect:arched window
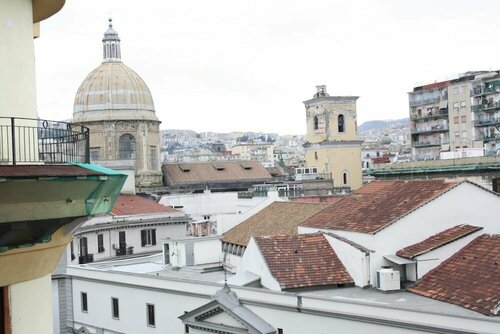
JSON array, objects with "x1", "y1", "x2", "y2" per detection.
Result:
[
  {"x1": 338, "y1": 114, "x2": 345, "y2": 133},
  {"x1": 342, "y1": 172, "x2": 348, "y2": 185},
  {"x1": 313, "y1": 116, "x2": 319, "y2": 130},
  {"x1": 119, "y1": 134, "x2": 136, "y2": 160}
]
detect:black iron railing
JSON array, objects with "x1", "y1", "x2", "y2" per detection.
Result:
[{"x1": 0, "y1": 117, "x2": 89, "y2": 165}]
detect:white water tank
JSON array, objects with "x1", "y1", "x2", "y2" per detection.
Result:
[{"x1": 376, "y1": 267, "x2": 400, "y2": 291}]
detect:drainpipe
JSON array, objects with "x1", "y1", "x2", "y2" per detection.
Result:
[{"x1": 366, "y1": 252, "x2": 371, "y2": 287}]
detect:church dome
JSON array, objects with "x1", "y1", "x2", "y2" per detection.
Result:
[{"x1": 73, "y1": 19, "x2": 158, "y2": 123}]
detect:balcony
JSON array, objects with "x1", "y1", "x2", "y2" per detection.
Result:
[
  {"x1": 474, "y1": 118, "x2": 500, "y2": 127},
  {"x1": 409, "y1": 96, "x2": 441, "y2": 107},
  {"x1": 411, "y1": 124, "x2": 449, "y2": 135},
  {"x1": 475, "y1": 133, "x2": 500, "y2": 143},
  {"x1": 78, "y1": 254, "x2": 94, "y2": 264},
  {"x1": 411, "y1": 109, "x2": 448, "y2": 121},
  {"x1": 472, "y1": 81, "x2": 500, "y2": 96},
  {"x1": 413, "y1": 139, "x2": 449, "y2": 148},
  {"x1": 471, "y1": 101, "x2": 500, "y2": 113},
  {"x1": 0, "y1": 117, "x2": 89, "y2": 165}
]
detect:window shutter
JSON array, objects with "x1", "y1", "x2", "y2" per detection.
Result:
[
  {"x1": 141, "y1": 230, "x2": 146, "y2": 247},
  {"x1": 152, "y1": 229, "x2": 156, "y2": 245}
]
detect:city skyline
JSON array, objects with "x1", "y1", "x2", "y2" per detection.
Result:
[{"x1": 34, "y1": 0, "x2": 500, "y2": 135}]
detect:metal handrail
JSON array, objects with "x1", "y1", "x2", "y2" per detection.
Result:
[{"x1": 0, "y1": 117, "x2": 90, "y2": 165}]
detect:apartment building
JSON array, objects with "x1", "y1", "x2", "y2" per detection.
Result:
[{"x1": 409, "y1": 71, "x2": 500, "y2": 160}]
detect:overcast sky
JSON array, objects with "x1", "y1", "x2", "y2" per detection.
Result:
[{"x1": 34, "y1": 0, "x2": 500, "y2": 135}]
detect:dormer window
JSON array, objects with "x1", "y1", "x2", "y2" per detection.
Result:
[{"x1": 338, "y1": 114, "x2": 345, "y2": 133}]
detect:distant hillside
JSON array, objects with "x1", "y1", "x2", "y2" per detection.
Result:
[{"x1": 358, "y1": 118, "x2": 409, "y2": 132}]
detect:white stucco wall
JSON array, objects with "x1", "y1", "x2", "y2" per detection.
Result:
[
  {"x1": 0, "y1": 0, "x2": 37, "y2": 120},
  {"x1": 10, "y1": 274, "x2": 53, "y2": 334},
  {"x1": 238, "y1": 238, "x2": 281, "y2": 291},
  {"x1": 51, "y1": 279, "x2": 60, "y2": 333},
  {"x1": 66, "y1": 267, "x2": 500, "y2": 334},
  {"x1": 160, "y1": 191, "x2": 282, "y2": 234},
  {"x1": 300, "y1": 183, "x2": 500, "y2": 286},
  {"x1": 165, "y1": 237, "x2": 222, "y2": 267},
  {"x1": 70, "y1": 222, "x2": 187, "y2": 264},
  {"x1": 406, "y1": 230, "x2": 483, "y2": 281},
  {"x1": 324, "y1": 234, "x2": 370, "y2": 287}
]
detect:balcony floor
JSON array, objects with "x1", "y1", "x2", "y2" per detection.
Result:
[{"x1": 0, "y1": 165, "x2": 105, "y2": 178}]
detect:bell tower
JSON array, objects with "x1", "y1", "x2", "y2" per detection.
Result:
[{"x1": 303, "y1": 85, "x2": 362, "y2": 190}]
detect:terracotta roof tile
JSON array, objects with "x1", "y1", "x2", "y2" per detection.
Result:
[
  {"x1": 300, "y1": 180, "x2": 459, "y2": 234},
  {"x1": 397, "y1": 224, "x2": 483, "y2": 259},
  {"x1": 222, "y1": 202, "x2": 330, "y2": 246},
  {"x1": 162, "y1": 161, "x2": 272, "y2": 187},
  {"x1": 111, "y1": 195, "x2": 176, "y2": 216},
  {"x1": 255, "y1": 234, "x2": 353, "y2": 290},
  {"x1": 289, "y1": 196, "x2": 343, "y2": 204},
  {"x1": 409, "y1": 234, "x2": 500, "y2": 316}
]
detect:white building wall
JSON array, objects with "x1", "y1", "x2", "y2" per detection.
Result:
[
  {"x1": 324, "y1": 234, "x2": 370, "y2": 287},
  {"x1": 51, "y1": 279, "x2": 60, "y2": 334},
  {"x1": 66, "y1": 267, "x2": 500, "y2": 334},
  {"x1": 238, "y1": 238, "x2": 281, "y2": 291},
  {"x1": 10, "y1": 274, "x2": 53, "y2": 334},
  {"x1": 160, "y1": 191, "x2": 282, "y2": 235},
  {"x1": 407, "y1": 230, "x2": 483, "y2": 281},
  {"x1": 165, "y1": 237, "x2": 222, "y2": 267},
  {"x1": 70, "y1": 222, "x2": 187, "y2": 264},
  {"x1": 0, "y1": 0, "x2": 37, "y2": 120},
  {"x1": 299, "y1": 183, "x2": 500, "y2": 286}
]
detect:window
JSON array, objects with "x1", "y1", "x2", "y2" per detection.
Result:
[
  {"x1": 338, "y1": 114, "x2": 345, "y2": 132},
  {"x1": 97, "y1": 234, "x2": 104, "y2": 253},
  {"x1": 452, "y1": 87, "x2": 458, "y2": 95},
  {"x1": 313, "y1": 116, "x2": 319, "y2": 130},
  {"x1": 314, "y1": 151, "x2": 318, "y2": 160},
  {"x1": 119, "y1": 134, "x2": 136, "y2": 160},
  {"x1": 454, "y1": 116, "x2": 459, "y2": 124},
  {"x1": 460, "y1": 101, "x2": 466, "y2": 108},
  {"x1": 453, "y1": 102, "x2": 459, "y2": 110},
  {"x1": 454, "y1": 131, "x2": 460, "y2": 139},
  {"x1": 150, "y1": 146, "x2": 158, "y2": 169},
  {"x1": 146, "y1": 304, "x2": 155, "y2": 327},
  {"x1": 342, "y1": 172, "x2": 348, "y2": 185},
  {"x1": 141, "y1": 229, "x2": 156, "y2": 247},
  {"x1": 90, "y1": 148, "x2": 100, "y2": 161},
  {"x1": 203, "y1": 215, "x2": 211, "y2": 220},
  {"x1": 70, "y1": 241, "x2": 75, "y2": 261},
  {"x1": 81, "y1": 292, "x2": 88, "y2": 312},
  {"x1": 79, "y1": 237, "x2": 88, "y2": 256},
  {"x1": 460, "y1": 85, "x2": 465, "y2": 94},
  {"x1": 461, "y1": 115, "x2": 467, "y2": 123},
  {"x1": 462, "y1": 131, "x2": 468, "y2": 138},
  {"x1": 111, "y1": 297, "x2": 119, "y2": 319}
]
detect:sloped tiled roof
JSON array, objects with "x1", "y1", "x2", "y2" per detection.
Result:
[
  {"x1": 397, "y1": 224, "x2": 483, "y2": 259},
  {"x1": 111, "y1": 195, "x2": 176, "y2": 216},
  {"x1": 289, "y1": 196, "x2": 343, "y2": 204},
  {"x1": 222, "y1": 202, "x2": 330, "y2": 246},
  {"x1": 162, "y1": 161, "x2": 272, "y2": 187},
  {"x1": 300, "y1": 180, "x2": 459, "y2": 234},
  {"x1": 409, "y1": 234, "x2": 500, "y2": 316},
  {"x1": 255, "y1": 234, "x2": 353, "y2": 290}
]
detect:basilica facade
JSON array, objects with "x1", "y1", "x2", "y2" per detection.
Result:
[{"x1": 72, "y1": 19, "x2": 162, "y2": 188}]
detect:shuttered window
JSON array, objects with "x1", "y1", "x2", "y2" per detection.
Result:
[{"x1": 141, "y1": 229, "x2": 157, "y2": 247}]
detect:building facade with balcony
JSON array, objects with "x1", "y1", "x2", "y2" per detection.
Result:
[
  {"x1": 0, "y1": 2, "x2": 126, "y2": 333},
  {"x1": 409, "y1": 71, "x2": 500, "y2": 160}
]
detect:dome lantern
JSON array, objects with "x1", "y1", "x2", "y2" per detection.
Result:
[{"x1": 102, "y1": 18, "x2": 121, "y2": 62}]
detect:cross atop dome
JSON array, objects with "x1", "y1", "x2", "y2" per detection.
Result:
[{"x1": 102, "y1": 18, "x2": 121, "y2": 61}]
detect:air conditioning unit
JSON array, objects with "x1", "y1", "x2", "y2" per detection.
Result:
[{"x1": 376, "y1": 267, "x2": 400, "y2": 291}]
